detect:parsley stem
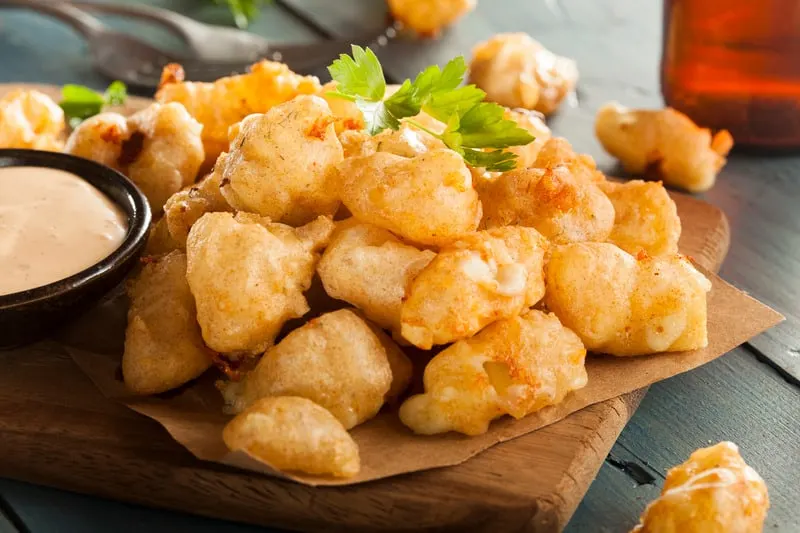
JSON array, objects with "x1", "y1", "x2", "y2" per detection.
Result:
[{"x1": 404, "y1": 118, "x2": 444, "y2": 141}]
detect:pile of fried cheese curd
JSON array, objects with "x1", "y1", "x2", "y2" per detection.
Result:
[{"x1": 0, "y1": 35, "x2": 734, "y2": 483}]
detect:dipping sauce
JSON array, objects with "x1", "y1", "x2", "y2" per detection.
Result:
[{"x1": 0, "y1": 166, "x2": 127, "y2": 296}]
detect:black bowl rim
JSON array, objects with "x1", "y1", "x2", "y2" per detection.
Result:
[{"x1": 0, "y1": 149, "x2": 151, "y2": 309}]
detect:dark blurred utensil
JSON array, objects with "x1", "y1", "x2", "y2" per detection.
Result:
[{"x1": 0, "y1": 0, "x2": 399, "y2": 89}]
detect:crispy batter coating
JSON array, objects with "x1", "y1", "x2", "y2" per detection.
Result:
[
  {"x1": 223, "y1": 396, "x2": 360, "y2": 478},
  {"x1": 64, "y1": 112, "x2": 127, "y2": 169},
  {"x1": 399, "y1": 309, "x2": 587, "y2": 435},
  {"x1": 123, "y1": 251, "x2": 211, "y2": 395},
  {"x1": 156, "y1": 61, "x2": 321, "y2": 169},
  {"x1": 469, "y1": 33, "x2": 578, "y2": 116},
  {"x1": 387, "y1": 0, "x2": 476, "y2": 37},
  {"x1": 144, "y1": 218, "x2": 181, "y2": 257},
  {"x1": 631, "y1": 442, "x2": 769, "y2": 533},
  {"x1": 186, "y1": 212, "x2": 335, "y2": 355},
  {"x1": 319, "y1": 81, "x2": 365, "y2": 133},
  {"x1": 545, "y1": 243, "x2": 711, "y2": 356},
  {"x1": 401, "y1": 226, "x2": 548, "y2": 349},
  {"x1": 479, "y1": 165, "x2": 614, "y2": 244},
  {"x1": 600, "y1": 180, "x2": 681, "y2": 256},
  {"x1": 0, "y1": 89, "x2": 65, "y2": 150},
  {"x1": 340, "y1": 123, "x2": 446, "y2": 159},
  {"x1": 65, "y1": 103, "x2": 204, "y2": 211},
  {"x1": 222, "y1": 309, "x2": 402, "y2": 429},
  {"x1": 218, "y1": 95, "x2": 344, "y2": 226},
  {"x1": 533, "y1": 137, "x2": 606, "y2": 184},
  {"x1": 338, "y1": 149, "x2": 482, "y2": 247},
  {"x1": 163, "y1": 171, "x2": 232, "y2": 249},
  {"x1": 595, "y1": 102, "x2": 734, "y2": 193},
  {"x1": 317, "y1": 219, "x2": 435, "y2": 335}
]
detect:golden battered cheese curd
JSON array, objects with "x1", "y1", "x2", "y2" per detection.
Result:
[
  {"x1": 156, "y1": 61, "x2": 321, "y2": 169},
  {"x1": 163, "y1": 171, "x2": 233, "y2": 249},
  {"x1": 469, "y1": 33, "x2": 578, "y2": 116},
  {"x1": 123, "y1": 251, "x2": 211, "y2": 395},
  {"x1": 65, "y1": 103, "x2": 205, "y2": 211},
  {"x1": 600, "y1": 179, "x2": 681, "y2": 256},
  {"x1": 186, "y1": 212, "x2": 334, "y2": 355},
  {"x1": 337, "y1": 149, "x2": 482, "y2": 247},
  {"x1": 400, "y1": 226, "x2": 548, "y2": 349},
  {"x1": 387, "y1": 0, "x2": 476, "y2": 37},
  {"x1": 545, "y1": 243, "x2": 711, "y2": 356},
  {"x1": 0, "y1": 89, "x2": 65, "y2": 151},
  {"x1": 595, "y1": 102, "x2": 733, "y2": 193},
  {"x1": 218, "y1": 95, "x2": 343, "y2": 226},
  {"x1": 479, "y1": 165, "x2": 614, "y2": 244},
  {"x1": 399, "y1": 309, "x2": 587, "y2": 436},
  {"x1": 631, "y1": 442, "x2": 769, "y2": 533},
  {"x1": 222, "y1": 309, "x2": 405, "y2": 429},
  {"x1": 223, "y1": 396, "x2": 360, "y2": 478},
  {"x1": 317, "y1": 219, "x2": 435, "y2": 335}
]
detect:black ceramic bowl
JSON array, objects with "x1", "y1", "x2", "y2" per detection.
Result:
[{"x1": 0, "y1": 149, "x2": 151, "y2": 348}]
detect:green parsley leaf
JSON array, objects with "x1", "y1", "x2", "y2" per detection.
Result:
[
  {"x1": 327, "y1": 48, "x2": 535, "y2": 171},
  {"x1": 104, "y1": 80, "x2": 127, "y2": 106},
  {"x1": 461, "y1": 149, "x2": 519, "y2": 173},
  {"x1": 454, "y1": 102, "x2": 535, "y2": 149},
  {"x1": 328, "y1": 45, "x2": 386, "y2": 102},
  {"x1": 59, "y1": 81, "x2": 128, "y2": 128},
  {"x1": 358, "y1": 100, "x2": 400, "y2": 135}
]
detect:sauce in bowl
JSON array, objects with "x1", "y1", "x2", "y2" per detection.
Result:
[{"x1": 0, "y1": 166, "x2": 128, "y2": 296}]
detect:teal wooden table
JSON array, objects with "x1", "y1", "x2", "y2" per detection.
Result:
[{"x1": 0, "y1": 1, "x2": 798, "y2": 532}]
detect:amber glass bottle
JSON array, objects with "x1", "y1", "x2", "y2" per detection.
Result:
[{"x1": 661, "y1": 0, "x2": 800, "y2": 148}]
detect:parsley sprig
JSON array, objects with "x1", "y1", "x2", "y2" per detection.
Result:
[
  {"x1": 327, "y1": 46, "x2": 534, "y2": 172},
  {"x1": 59, "y1": 81, "x2": 128, "y2": 129}
]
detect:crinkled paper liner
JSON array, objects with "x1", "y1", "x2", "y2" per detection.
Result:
[{"x1": 61, "y1": 266, "x2": 782, "y2": 487}]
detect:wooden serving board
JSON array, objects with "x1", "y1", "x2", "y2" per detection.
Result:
[{"x1": 0, "y1": 84, "x2": 730, "y2": 532}]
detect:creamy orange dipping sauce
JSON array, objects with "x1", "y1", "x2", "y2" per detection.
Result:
[{"x1": 0, "y1": 166, "x2": 127, "y2": 296}]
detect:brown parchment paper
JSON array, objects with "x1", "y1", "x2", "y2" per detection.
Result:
[{"x1": 60, "y1": 265, "x2": 782, "y2": 487}]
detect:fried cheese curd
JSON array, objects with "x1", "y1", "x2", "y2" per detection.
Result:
[
  {"x1": 317, "y1": 219, "x2": 436, "y2": 335},
  {"x1": 399, "y1": 309, "x2": 587, "y2": 436},
  {"x1": 319, "y1": 81, "x2": 365, "y2": 133},
  {"x1": 223, "y1": 396, "x2": 360, "y2": 478},
  {"x1": 123, "y1": 251, "x2": 211, "y2": 395},
  {"x1": 387, "y1": 0, "x2": 476, "y2": 37},
  {"x1": 469, "y1": 33, "x2": 578, "y2": 116},
  {"x1": 545, "y1": 243, "x2": 712, "y2": 356},
  {"x1": 186, "y1": 212, "x2": 335, "y2": 355},
  {"x1": 218, "y1": 95, "x2": 344, "y2": 226},
  {"x1": 600, "y1": 179, "x2": 682, "y2": 256},
  {"x1": 155, "y1": 61, "x2": 321, "y2": 169},
  {"x1": 595, "y1": 102, "x2": 734, "y2": 193},
  {"x1": 145, "y1": 218, "x2": 181, "y2": 256},
  {"x1": 0, "y1": 89, "x2": 65, "y2": 150},
  {"x1": 163, "y1": 171, "x2": 233, "y2": 249},
  {"x1": 631, "y1": 442, "x2": 769, "y2": 533},
  {"x1": 338, "y1": 149, "x2": 482, "y2": 247},
  {"x1": 401, "y1": 226, "x2": 548, "y2": 349},
  {"x1": 222, "y1": 309, "x2": 410, "y2": 429},
  {"x1": 65, "y1": 103, "x2": 204, "y2": 211},
  {"x1": 479, "y1": 139, "x2": 614, "y2": 244}
]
